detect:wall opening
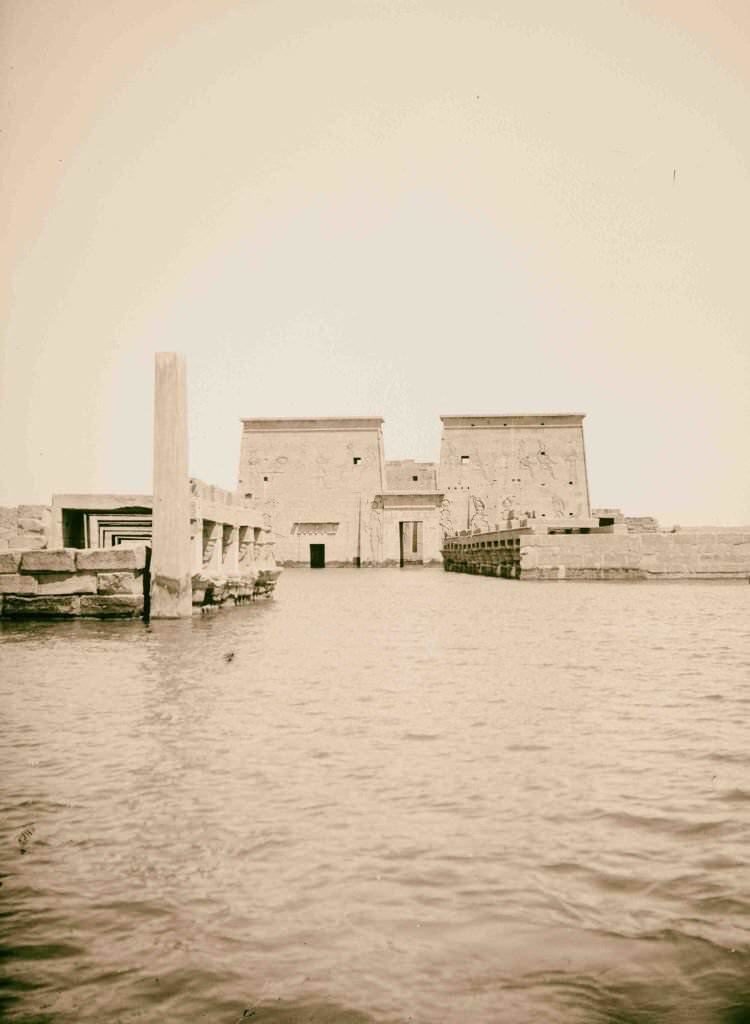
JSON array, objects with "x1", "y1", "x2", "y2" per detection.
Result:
[
  {"x1": 310, "y1": 543, "x2": 325, "y2": 569},
  {"x1": 399, "y1": 521, "x2": 423, "y2": 567}
]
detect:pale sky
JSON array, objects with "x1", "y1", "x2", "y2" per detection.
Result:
[{"x1": 2, "y1": 0, "x2": 748, "y2": 525}]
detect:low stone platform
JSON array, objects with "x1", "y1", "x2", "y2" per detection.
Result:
[
  {"x1": 0, "y1": 546, "x2": 147, "y2": 618},
  {"x1": 442, "y1": 524, "x2": 750, "y2": 581}
]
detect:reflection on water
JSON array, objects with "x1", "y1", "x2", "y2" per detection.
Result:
[{"x1": 1, "y1": 570, "x2": 749, "y2": 1023}]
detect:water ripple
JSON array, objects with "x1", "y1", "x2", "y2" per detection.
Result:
[{"x1": 1, "y1": 572, "x2": 749, "y2": 1023}]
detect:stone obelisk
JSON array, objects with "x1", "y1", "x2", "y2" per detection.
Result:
[{"x1": 150, "y1": 352, "x2": 193, "y2": 618}]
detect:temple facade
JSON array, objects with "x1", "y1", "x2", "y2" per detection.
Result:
[
  {"x1": 237, "y1": 413, "x2": 591, "y2": 567},
  {"x1": 438, "y1": 414, "x2": 590, "y2": 535}
]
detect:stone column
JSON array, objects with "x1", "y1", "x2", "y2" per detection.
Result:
[
  {"x1": 222, "y1": 525, "x2": 239, "y2": 575},
  {"x1": 202, "y1": 521, "x2": 223, "y2": 574},
  {"x1": 151, "y1": 353, "x2": 193, "y2": 618}
]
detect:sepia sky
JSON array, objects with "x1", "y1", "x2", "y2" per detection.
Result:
[{"x1": 2, "y1": 0, "x2": 749, "y2": 525}]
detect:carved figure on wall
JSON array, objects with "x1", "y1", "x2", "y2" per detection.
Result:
[
  {"x1": 439, "y1": 496, "x2": 455, "y2": 538},
  {"x1": 262, "y1": 496, "x2": 280, "y2": 532},
  {"x1": 517, "y1": 440, "x2": 536, "y2": 479},
  {"x1": 564, "y1": 440, "x2": 578, "y2": 483},
  {"x1": 535, "y1": 440, "x2": 556, "y2": 478},
  {"x1": 469, "y1": 494, "x2": 489, "y2": 532},
  {"x1": 368, "y1": 503, "x2": 383, "y2": 561},
  {"x1": 550, "y1": 493, "x2": 566, "y2": 517}
]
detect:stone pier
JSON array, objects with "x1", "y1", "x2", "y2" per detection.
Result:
[{"x1": 150, "y1": 352, "x2": 193, "y2": 617}]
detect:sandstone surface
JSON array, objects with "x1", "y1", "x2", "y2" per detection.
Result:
[
  {"x1": 79, "y1": 595, "x2": 143, "y2": 617},
  {"x1": 21, "y1": 549, "x2": 76, "y2": 573},
  {"x1": 76, "y1": 548, "x2": 147, "y2": 571}
]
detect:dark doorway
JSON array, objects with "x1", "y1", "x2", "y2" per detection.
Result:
[
  {"x1": 398, "y1": 521, "x2": 423, "y2": 567},
  {"x1": 310, "y1": 543, "x2": 326, "y2": 568}
]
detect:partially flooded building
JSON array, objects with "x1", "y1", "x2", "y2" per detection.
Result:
[{"x1": 237, "y1": 413, "x2": 592, "y2": 567}]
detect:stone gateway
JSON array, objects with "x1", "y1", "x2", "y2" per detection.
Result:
[{"x1": 237, "y1": 413, "x2": 591, "y2": 567}]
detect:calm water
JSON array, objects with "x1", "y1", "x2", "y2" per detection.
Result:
[{"x1": 1, "y1": 570, "x2": 749, "y2": 1024}]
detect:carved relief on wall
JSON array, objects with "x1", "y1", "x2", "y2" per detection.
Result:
[
  {"x1": 262, "y1": 496, "x2": 280, "y2": 532},
  {"x1": 291, "y1": 522, "x2": 339, "y2": 535},
  {"x1": 499, "y1": 494, "x2": 515, "y2": 521},
  {"x1": 564, "y1": 440, "x2": 578, "y2": 483},
  {"x1": 439, "y1": 496, "x2": 455, "y2": 539},
  {"x1": 367, "y1": 500, "x2": 383, "y2": 561},
  {"x1": 549, "y1": 493, "x2": 566, "y2": 517},
  {"x1": 535, "y1": 440, "x2": 556, "y2": 478},
  {"x1": 469, "y1": 494, "x2": 489, "y2": 533},
  {"x1": 516, "y1": 440, "x2": 536, "y2": 479}
]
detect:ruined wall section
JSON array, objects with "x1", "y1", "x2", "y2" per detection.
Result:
[
  {"x1": 0, "y1": 546, "x2": 146, "y2": 618},
  {"x1": 0, "y1": 506, "x2": 51, "y2": 551},
  {"x1": 521, "y1": 531, "x2": 750, "y2": 580},
  {"x1": 438, "y1": 415, "x2": 590, "y2": 536},
  {"x1": 443, "y1": 528, "x2": 750, "y2": 580},
  {"x1": 238, "y1": 418, "x2": 385, "y2": 566}
]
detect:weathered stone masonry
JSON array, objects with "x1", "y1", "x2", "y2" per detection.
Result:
[
  {"x1": 443, "y1": 527, "x2": 750, "y2": 580},
  {"x1": 237, "y1": 413, "x2": 589, "y2": 567},
  {"x1": 0, "y1": 546, "x2": 147, "y2": 618}
]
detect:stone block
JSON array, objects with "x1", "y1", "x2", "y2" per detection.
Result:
[
  {"x1": 638, "y1": 534, "x2": 664, "y2": 552},
  {"x1": 79, "y1": 595, "x2": 143, "y2": 618},
  {"x1": 76, "y1": 547, "x2": 147, "y2": 571},
  {"x1": 11, "y1": 536, "x2": 46, "y2": 551},
  {"x1": 0, "y1": 574, "x2": 38, "y2": 594},
  {"x1": 35, "y1": 573, "x2": 97, "y2": 595},
  {"x1": 21, "y1": 549, "x2": 76, "y2": 573},
  {"x1": 17, "y1": 517, "x2": 45, "y2": 533},
  {"x1": 2, "y1": 595, "x2": 80, "y2": 617},
  {"x1": 18, "y1": 505, "x2": 50, "y2": 520},
  {"x1": 0, "y1": 551, "x2": 22, "y2": 573},
  {"x1": 96, "y1": 571, "x2": 141, "y2": 595}
]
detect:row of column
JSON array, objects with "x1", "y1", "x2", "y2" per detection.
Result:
[{"x1": 194, "y1": 521, "x2": 260, "y2": 576}]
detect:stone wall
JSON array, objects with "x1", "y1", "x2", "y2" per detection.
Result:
[
  {"x1": 0, "y1": 546, "x2": 146, "y2": 618},
  {"x1": 238, "y1": 418, "x2": 388, "y2": 566},
  {"x1": 521, "y1": 531, "x2": 750, "y2": 579},
  {"x1": 0, "y1": 506, "x2": 51, "y2": 551},
  {"x1": 443, "y1": 529, "x2": 750, "y2": 580},
  {"x1": 385, "y1": 461, "x2": 438, "y2": 492},
  {"x1": 438, "y1": 415, "x2": 590, "y2": 535},
  {"x1": 625, "y1": 516, "x2": 659, "y2": 533}
]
